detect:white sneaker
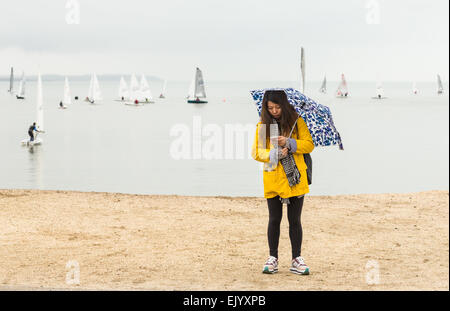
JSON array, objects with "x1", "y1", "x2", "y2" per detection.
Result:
[
  {"x1": 290, "y1": 256, "x2": 310, "y2": 275},
  {"x1": 262, "y1": 256, "x2": 278, "y2": 274}
]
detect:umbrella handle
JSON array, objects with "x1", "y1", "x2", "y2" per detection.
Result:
[{"x1": 288, "y1": 116, "x2": 300, "y2": 138}]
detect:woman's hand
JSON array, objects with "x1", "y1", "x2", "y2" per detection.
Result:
[
  {"x1": 281, "y1": 147, "x2": 289, "y2": 158},
  {"x1": 277, "y1": 136, "x2": 287, "y2": 147}
]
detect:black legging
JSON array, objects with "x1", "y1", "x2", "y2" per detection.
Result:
[{"x1": 267, "y1": 196, "x2": 304, "y2": 259}]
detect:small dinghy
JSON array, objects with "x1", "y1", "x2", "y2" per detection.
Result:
[
  {"x1": 21, "y1": 73, "x2": 45, "y2": 146},
  {"x1": 187, "y1": 67, "x2": 208, "y2": 104},
  {"x1": 412, "y1": 82, "x2": 419, "y2": 95},
  {"x1": 115, "y1": 76, "x2": 129, "y2": 102},
  {"x1": 336, "y1": 74, "x2": 349, "y2": 98},
  {"x1": 8, "y1": 67, "x2": 14, "y2": 94},
  {"x1": 16, "y1": 71, "x2": 26, "y2": 99},
  {"x1": 159, "y1": 79, "x2": 167, "y2": 98},
  {"x1": 372, "y1": 82, "x2": 388, "y2": 99},
  {"x1": 59, "y1": 77, "x2": 71, "y2": 109},
  {"x1": 137, "y1": 74, "x2": 155, "y2": 103},
  {"x1": 319, "y1": 76, "x2": 327, "y2": 94},
  {"x1": 437, "y1": 74, "x2": 444, "y2": 95},
  {"x1": 85, "y1": 73, "x2": 102, "y2": 104}
]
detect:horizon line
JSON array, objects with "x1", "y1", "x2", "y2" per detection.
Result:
[{"x1": 0, "y1": 75, "x2": 446, "y2": 84}]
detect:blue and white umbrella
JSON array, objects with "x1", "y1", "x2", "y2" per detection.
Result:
[{"x1": 250, "y1": 88, "x2": 344, "y2": 150}]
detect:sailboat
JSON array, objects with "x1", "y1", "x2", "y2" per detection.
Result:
[
  {"x1": 300, "y1": 47, "x2": 306, "y2": 93},
  {"x1": 372, "y1": 82, "x2": 387, "y2": 99},
  {"x1": 60, "y1": 77, "x2": 71, "y2": 109},
  {"x1": 116, "y1": 76, "x2": 129, "y2": 102},
  {"x1": 16, "y1": 72, "x2": 26, "y2": 99},
  {"x1": 412, "y1": 82, "x2": 418, "y2": 95},
  {"x1": 21, "y1": 73, "x2": 45, "y2": 146},
  {"x1": 336, "y1": 74, "x2": 349, "y2": 98},
  {"x1": 159, "y1": 79, "x2": 167, "y2": 98},
  {"x1": 437, "y1": 74, "x2": 444, "y2": 94},
  {"x1": 187, "y1": 67, "x2": 207, "y2": 104},
  {"x1": 86, "y1": 73, "x2": 102, "y2": 104},
  {"x1": 126, "y1": 74, "x2": 141, "y2": 105},
  {"x1": 138, "y1": 74, "x2": 154, "y2": 103},
  {"x1": 319, "y1": 76, "x2": 327, "y2": 93},
  {"x1": 8, "y1": 67, "x2": 14, "y2": 94}
]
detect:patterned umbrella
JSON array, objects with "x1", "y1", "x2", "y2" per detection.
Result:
[{"x1": 250, "y1": 88, "x2": 344, "y2": 150}]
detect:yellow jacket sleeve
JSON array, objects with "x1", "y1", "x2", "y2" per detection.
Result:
[
  {"x1": 293, "y1": 117, "x2": 315, "y2": 154},
  {"x1": 251, "y1": 122, "x2": 271, "y2": 163}
]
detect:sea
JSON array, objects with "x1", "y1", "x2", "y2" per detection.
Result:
[{"x1": 0, "y1": 78, "x2": 448, "y2": 197}]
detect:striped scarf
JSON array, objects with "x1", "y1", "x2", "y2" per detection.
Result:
[{"x1": 273, "y1": 119, "x2": 301, "y2": 187}]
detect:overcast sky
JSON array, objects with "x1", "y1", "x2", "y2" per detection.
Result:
[{"x1": 0, "y1": 0, "x2": 448, "y2": 81}]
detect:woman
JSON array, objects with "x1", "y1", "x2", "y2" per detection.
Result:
[{"x1": 251, "y1": 90, "x2": 314, "y2": 275}]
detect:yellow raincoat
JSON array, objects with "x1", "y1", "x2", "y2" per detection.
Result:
[{"x1": 252, "y1": 117, "x2": 314, "y2": 199}]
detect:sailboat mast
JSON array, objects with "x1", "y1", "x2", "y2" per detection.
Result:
[
  {"x1": 319, "y1": 75, "x2": 327, "y2": 93},
  {"x1": 194, "y1": 68, "x2": 199, "y2": 98},
  {"x1": 64, "y1": 77, "x2": 71, "y2": 105},
  {"x1": 437, "y1": 74, "x2": 444, "y2": 93},
  {"x1": 9, "y1": 67, "x2": 14, "y2": 92},
  {"x1": 36, "y1": 73, "x2": 44, "y2": 131},
  {"x1": 162, "y1": 80, "x2": 167, "y2": 94},
  {"x1": 300, "y1": 47, "x2": 305, "y2": 93}
]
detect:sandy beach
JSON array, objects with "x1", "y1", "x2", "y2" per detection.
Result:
[{"x1": 0, "y1": 189, "x2": 448, "y2": 291}]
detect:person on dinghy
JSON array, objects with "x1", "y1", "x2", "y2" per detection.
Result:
[{"x1": 28, "y1": 122, "x2": 43, "y2": 142}]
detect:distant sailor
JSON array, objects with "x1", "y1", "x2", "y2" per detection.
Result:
[{"x1": 28, "y1": 122, "x2": 42, "y2": 142}]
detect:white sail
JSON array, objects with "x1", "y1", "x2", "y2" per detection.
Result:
[
  {"x1": 188, "y1": 72, "x2": 196, "y2": 99},
  {"x1": 336, "y1": 74, "x2": 349, "y2": 96},
  {"x1": 36, "y1": 73, "x2": 44, "y2": 131},
  {"x1": 92, "y1": 73, "x2": 102, "y2": 101},
  {"x1": 129, "y1": 74, "x2": 140, "y2": 101},
  {"x1": 63, "y1": 77, "x2": 72, "y2": 106},
  {"x1": 193, "y1": 67, "x2": 207, "y2": 98},
  {"x1": 87, "y1": 74, "x2": 94, "y2": 101},
  {"x1": 375, "y1": 82, "x2": 384, "y2": 97},
  {"x1": 412, "y1": 82, "x2": 418, "y2": 95},
  {"x1": 161, "y1": 79, "x2": 167, "y2": 97},
  {"x1": 87, "y1": 73, "x2": 102, "y2": 102},
  {"x1": 9, "y1": 67, "x2": 14, "y2": 93},
  {"x1": 437, "y1": 74, "x2": 444, "y2": 94},
  {"x1": 300, "y1": 47, "x2": 305, "y2": 93},
  {"x1": 118, "y1": 76, "x2": 129, "y2": 100},
  {"x1": 319, "y1": 76, "x2": 327, "y2": 93},
  {"x1": 17, "y1": 72, "x2": 26, "y2": 97},
  {"x1": 139, "y1": 74, "x2": 153, "y2": 101}
]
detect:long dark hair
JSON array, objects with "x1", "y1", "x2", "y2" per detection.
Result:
[{"x1": 260, "y1": 90, "x2": 298, "y2": 138}]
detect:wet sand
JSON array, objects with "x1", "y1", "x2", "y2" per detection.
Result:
[{"x1": 0, "y1": 189, "x2": 448, "y2": 291}]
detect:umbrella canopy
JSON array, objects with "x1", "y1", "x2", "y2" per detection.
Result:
[{"x1": 250, "y1": 88, "x2": 344, "y2": 150}]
